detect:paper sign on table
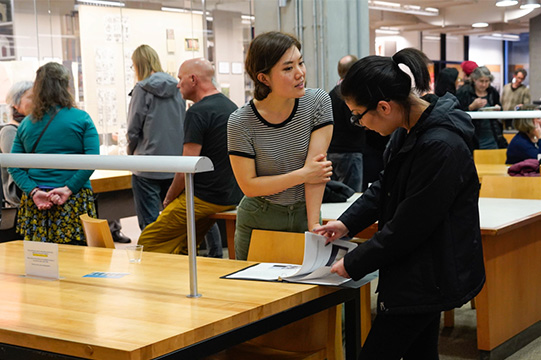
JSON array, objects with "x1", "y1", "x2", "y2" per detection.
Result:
[{"x1": 23, "y1": 241, "x2": 59, "y2": 280}]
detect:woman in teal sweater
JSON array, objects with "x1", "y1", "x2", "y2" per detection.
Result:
[{"x1": 9, "y1": 62, "x2": 99, "y2": 244}]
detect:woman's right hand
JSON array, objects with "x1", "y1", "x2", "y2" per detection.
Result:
[
  {"x1": 302, "y1": 153, "x2": 332, "y2": 184},
  {"x1": 32, "y1": 191, "x2": 53, "y2": 210},
  {"x1": 469, "y1": 97, "x2": 487, "y2": 111}
]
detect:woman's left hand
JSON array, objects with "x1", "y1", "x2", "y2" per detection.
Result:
[
  {"x1": 47, "y1": 186, "x2": 72, "y2": 206},
  {"x1": 330, "y1": 258, "x2": 350, "y2": 278}
]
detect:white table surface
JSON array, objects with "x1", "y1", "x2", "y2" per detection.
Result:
[{"x1": 322, "y1": 194, "x2": 541, "y2": 231}]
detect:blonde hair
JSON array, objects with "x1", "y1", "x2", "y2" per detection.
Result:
[
  {"x1": 513, "y1": 104, "x2": 541, "y2": 133},
  {"x1": 132, "y1": 45, "x2": 163, "y2": 82}
]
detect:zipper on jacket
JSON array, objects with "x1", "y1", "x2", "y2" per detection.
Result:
[{"x1": 379, "y1": 302, "x2": 386, "y2": 312}]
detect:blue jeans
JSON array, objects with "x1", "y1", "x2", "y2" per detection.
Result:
[
  {"x1": 327, "y1": 152, "x2": 363, "y2": 192},
  {"x1": 131, "y1": 174, "x2": 173, "y2": 230}
]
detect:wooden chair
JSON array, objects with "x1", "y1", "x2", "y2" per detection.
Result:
[
  {"x1": 503, "y1": 132, "x2": 516, "y2": 144},
  {"x1": 480, "y1": 176, "x2": 541, "y2": 199},
  {"x1": 473, "y1": 149, "x2": 507, "y2": 164},
  {"x1": 79, "y1": 214, "x2": 115, "y2": 248},
  {"x1": 209, "y1": 230, "x2": 342, "y2": 360}
]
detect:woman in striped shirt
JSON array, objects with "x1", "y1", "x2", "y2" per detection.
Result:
[{"x1": 228, "y1": 31, "x2": 334, "y2": 260}]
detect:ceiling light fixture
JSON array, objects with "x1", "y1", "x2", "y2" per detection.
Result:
[
  {"x1": 161, "y1": 7, "x2": 188, "y2": 13},
  {"x1": 495, "y1": 0, "x2": 519, "y2": 7},
  {"x1": 480, "y1": 33, "x2": 520, "y2": 41},
  {"x1": 77, "y1": 0, "x2": 124, "y2": 6},
  {"x1": 375, "y1": 27, "x2": 400, "y2": 35},
  {"x1": 520, "y1": 0, "x2": 541, "y2": 9},
  {"x1": 368, "y1": 1, "x2": 439, "y2": 16},
  {"x1": 472, "y1": 22, "x2": 489, "y2": 28}
]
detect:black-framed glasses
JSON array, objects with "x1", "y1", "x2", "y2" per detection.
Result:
[{"x1": 350, "y1": 108, "x2": 371, "y2": 128}]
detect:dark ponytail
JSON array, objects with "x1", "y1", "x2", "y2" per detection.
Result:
[{"x1": 340, "y1": 48, "x2": 431, "y2": 111}]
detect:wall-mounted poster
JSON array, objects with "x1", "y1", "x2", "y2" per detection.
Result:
[
  {"x1": 218, "y1": 62, "x2": 230, "y2": 74},
  {"x1": 185, "y1": 38, "x2": 199, "y2": 51}
]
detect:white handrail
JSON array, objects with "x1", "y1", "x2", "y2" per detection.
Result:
[
  {"x1": 0, "y1": 154, "x2": 213, "y2": 173},
  {"x1": 0, "y1": 153, "x2": 211, "y2": 298},
  {"x1": 466, "y1": 111, "x2": 541, "y2": 119}
]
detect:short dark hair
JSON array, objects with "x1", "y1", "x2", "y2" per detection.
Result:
[
  {"x1": 245, "y1": 31, "x2": 301, "y2": 101},
  {"x1": 31, "y1": 62, "x2": 74, "y2": 121},
  {"x1": 515, "y1": 68, "x2": 527, "y2": 78},
  {"x1": 340, "y1": 48, "x2": 431, "y2": 125}
]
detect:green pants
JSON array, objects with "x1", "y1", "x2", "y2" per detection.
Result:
[
  {"x1": 234, "y1": 196, "x2": 308, "y2": 260},
  {"x1": 138, "y1": 192, "x2": 235, "y2": 255}
]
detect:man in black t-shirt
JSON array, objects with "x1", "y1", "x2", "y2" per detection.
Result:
[
  {"x1": 328, "y1": 55, "x2": 365, "y2": 191},
  {"x1": 138, "y1": 58, "x2": 242, "y2": 255}
]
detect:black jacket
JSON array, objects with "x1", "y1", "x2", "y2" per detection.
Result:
[{"x1": 340, "y1": 94, "x2": 485, "y2": 314}]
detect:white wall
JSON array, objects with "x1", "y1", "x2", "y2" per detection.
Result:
[
  {"x1": 79, "y1": 5, "x2": 203, "y2": 134},
  {"x1": 213, "y1": 10, "x2": 246, "y2": 107},
  {"x1": 469, "y1": 35, "x2": 504, "y2": 91}
]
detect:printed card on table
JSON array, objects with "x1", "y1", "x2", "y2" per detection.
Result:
[{"x1": 23, "y1": 241, "x2": 59, "y2": 280}]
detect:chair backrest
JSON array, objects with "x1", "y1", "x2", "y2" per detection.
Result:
[
  {"x1": 246, "y1": 230, "x2": 337, "y2": 355},
  {"x1": 80, "y1": 214, "x2": 115, "y2": 248},
  {"x1": 480, "y1": 176, "x2": 541, "y2": 199},
  {"x1": 473, "y1": 149, "x2": 507, "y2": 165},
  {"x1": 247, "y1": 230, "x2": 305, "y2": 264}
]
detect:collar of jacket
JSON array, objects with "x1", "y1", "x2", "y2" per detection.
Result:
[{"x1": 389, "y1": 102, "x2": 436, "y2": 158}]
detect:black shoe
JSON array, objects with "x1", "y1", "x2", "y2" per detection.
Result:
[{"x1": 112, "y1": 230, "x2": 131, "y2": 243}]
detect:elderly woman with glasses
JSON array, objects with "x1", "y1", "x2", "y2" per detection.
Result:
[
  {"x1": 315, "y1": 48, "x2": 485, "y2": 359},
  {"x1": 456, "y1": 65, "x2": 503, "y2": 149}
]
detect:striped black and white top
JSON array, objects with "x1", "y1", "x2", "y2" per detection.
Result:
[{"x1": 228, "y1": 88, "x2": 333, "y2": 205}]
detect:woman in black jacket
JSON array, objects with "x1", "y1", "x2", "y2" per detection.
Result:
[
  {"x1": 314, "y1": 48, "x2": 485, "y2": 360},
  {"x1": 456, "y1": 66, "x2": 504, "y2": 149}
]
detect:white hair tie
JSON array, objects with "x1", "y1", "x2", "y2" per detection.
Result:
[{"x1": 397, "y1": 63, "x2": 416, "y2": 90}]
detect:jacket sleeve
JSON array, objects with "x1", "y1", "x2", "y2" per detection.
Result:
[
  {"x1": 343, "y1": 138, "x2": 476, "y2": 280},
  {"x1": 64, "y1": 115, "x2": 100, "y2": 193},
  {"x1": 455, "y1": 88, "x2": 472, "y2": 111},
  {"x1": 338, "y1": 174, "x2": 381, "y2": 236},
  {"x1": 126, "y1": 86, "x2": 148, "y2": 155}
]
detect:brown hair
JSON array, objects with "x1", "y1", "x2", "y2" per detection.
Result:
[
  {"x1": 132, "y1": 44, "x2": 164, "y2": 82},
  {"x1": 245, "y1": 31, "x2": 301, "y2": 101},
  {"x1": 31, "y1": 62, "x2": 74, "y2": 121}
]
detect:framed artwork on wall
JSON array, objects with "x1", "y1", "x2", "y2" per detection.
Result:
[{"x1": 185, "y1": 38, "x2": 199, "y2": 51}]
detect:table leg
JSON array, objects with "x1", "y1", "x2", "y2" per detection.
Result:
[
  {"x1": 225, "y1": 219, "x2": 236, "y2": 259},
  {"x1": 344, "y1": 289, "x2": 362, "y2": 360}
]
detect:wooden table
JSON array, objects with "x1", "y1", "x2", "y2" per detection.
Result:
[
  {"x1": 0, "y1": 241, "x2": 365, "y2": 360},
  {"x1": 475, "y1": 197, "x2": 541, "y2": 358},
  {"x1": 90, "y1": 170, "x2": 135, "y2": 219},
  {"x1": 211, "y1": 196, "x2": 541, "y2": 358},
  {"x1": 475, "y1": 164, "x2": 509, "y2": 182},
  {"x1": 90, "y1": 170, "x2": 132, "y2": 193}
]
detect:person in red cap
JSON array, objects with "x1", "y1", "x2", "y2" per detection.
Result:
[{"x1": 459, "y1": 60, "x2": 478, "y2": 88}]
